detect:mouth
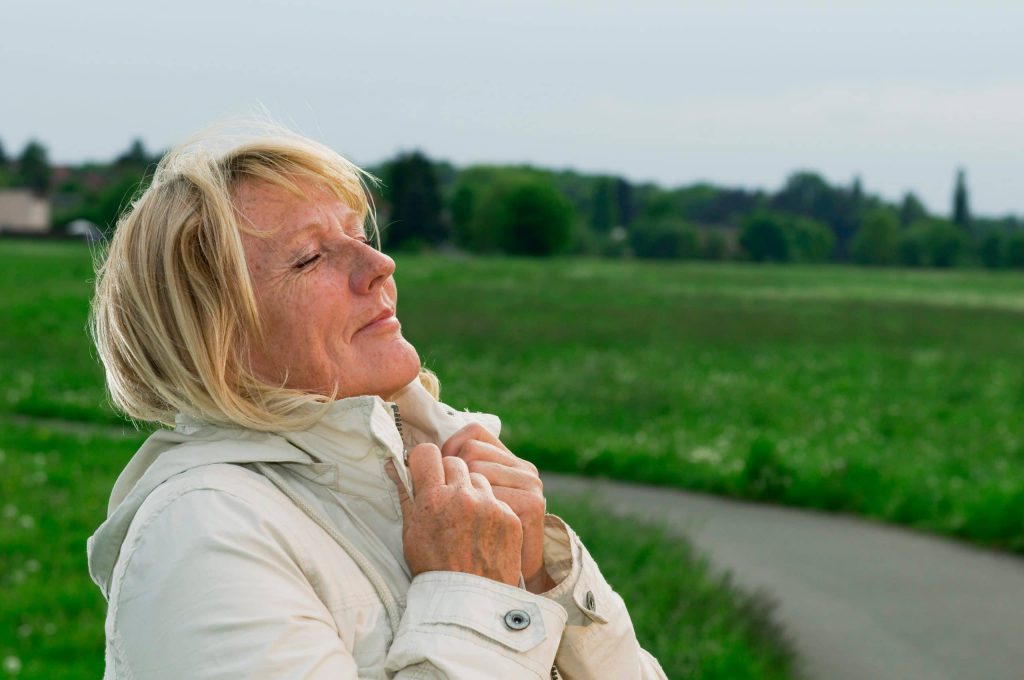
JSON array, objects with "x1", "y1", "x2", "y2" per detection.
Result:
[{"x1": 356, "y1": 307, "x2": 397, "y2": 334}]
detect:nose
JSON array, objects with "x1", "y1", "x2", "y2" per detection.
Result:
[{"x1": 351, "y1": 244, "x2": 396, "y2": 294}]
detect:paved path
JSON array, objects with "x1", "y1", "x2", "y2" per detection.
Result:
[{"x1": 544, "y1": 473, "x2": 1024, "y2": 680}]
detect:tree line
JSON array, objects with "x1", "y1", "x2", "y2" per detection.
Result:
[{"x1": 3, "y1": 136, "x2": 1022, "y2": 269}]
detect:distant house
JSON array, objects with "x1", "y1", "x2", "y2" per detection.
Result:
[{"x1": 0, "y1": 189, "x2": 51, "y2": 234}]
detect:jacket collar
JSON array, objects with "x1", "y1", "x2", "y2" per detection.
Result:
[{"x1": 87, "y1": 379, "x2": 501, "y2": 598}]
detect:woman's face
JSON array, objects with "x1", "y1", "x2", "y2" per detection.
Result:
[{"x1": 235, "y1": 176, "x2": 421, "y2": 399}]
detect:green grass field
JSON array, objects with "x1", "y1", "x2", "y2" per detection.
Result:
[
  {"x1": 395, "y1": 256, "x2": 1024, "y2": 551},
  {"x1": 1, "y1": 240, "x2": 803, "y2": 678},
  {"x1": 4, "y1": 240, "x2": 1024, "y2": 542},
  {"x1": 5, "y1": 239, "x2": 1024, "y2": 677}
]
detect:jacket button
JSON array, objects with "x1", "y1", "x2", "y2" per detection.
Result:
[
  {"x1": 503, "y1": 609, "x2": 531, "y2": 631},
  {"x1": 585, "y1": 590, "x2": 596, "y2": 611}
]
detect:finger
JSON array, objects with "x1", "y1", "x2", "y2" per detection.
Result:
[
  {"x1": 452, "y1": 439, "x2": 520, "y2": 467},
  {"x1": 384, "y1": 460, "x2": 412, "y2": 521},
  {"x1": 466, "y1": 460, "x2": 542, "y2": 493},
  {"x1": 442, "y1": 455, "x2": 472, "y2": 488},
  {"x1": 407, "y1": 443, "x2": 444, "y2": 493},
  {"x1": 493, "y1": 486, "x2": 547, "y2": 519},
  {"x1": 469, "y1": 471, "x2": 494, "y2": 495},
  {"x1": 440, "y1": 422, "x2": 509, "y2": 458}
]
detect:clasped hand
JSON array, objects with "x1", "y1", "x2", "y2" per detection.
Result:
[{"x1": 387, "y1": 424, "x2": 556, "y2": 593}]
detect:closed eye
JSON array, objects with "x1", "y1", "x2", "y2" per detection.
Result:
[{"x1": 294, "y1": 253, "x2": 321, "y2": 269}]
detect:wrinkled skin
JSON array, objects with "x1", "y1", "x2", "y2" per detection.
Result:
[{"x1": 238, "y1": 177, "x2": 552, "y2": 591}]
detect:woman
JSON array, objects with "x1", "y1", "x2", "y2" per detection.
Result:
[{"x1": 86, "y1": 123, "x2": 667, "y2": 679}]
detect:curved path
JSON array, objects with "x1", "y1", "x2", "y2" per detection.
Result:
[{"x1": 544, "y1": 473, "x2": 1024, "y2": 680}]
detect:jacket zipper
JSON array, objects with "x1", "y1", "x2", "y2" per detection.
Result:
[{"x1": 389, "y1": 403, "x2": 409, "y2": 465}]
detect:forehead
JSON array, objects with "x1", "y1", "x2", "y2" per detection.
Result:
[{"x1": 233, "y1": 177, "x2": 360, "y2": 245}]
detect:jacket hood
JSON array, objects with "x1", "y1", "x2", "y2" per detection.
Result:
[{"x1": 86, "y1": 378, "x2": 500, "y2": 599}]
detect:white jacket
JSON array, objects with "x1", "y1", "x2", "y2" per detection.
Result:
[{"x1": 87, "y1": 379, "x2": 668, "y2": 679}]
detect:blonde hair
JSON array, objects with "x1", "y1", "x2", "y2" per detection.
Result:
[{"x1": 90, "y1": 121, "x2": 439, "y2": 431}]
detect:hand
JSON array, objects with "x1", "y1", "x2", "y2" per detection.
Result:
[
  {"x1": 441, "y1": 424, "x2": 556, "y2": 594},
  {"x1": 387, "y1": 443, "x2": 523, "y2": 586}
]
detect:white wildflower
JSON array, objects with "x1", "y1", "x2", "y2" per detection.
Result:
[{"x1": 2, "y1": 656, "x2": 21, "y2": 674}]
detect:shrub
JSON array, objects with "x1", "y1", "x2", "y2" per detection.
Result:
[
  {"x1": 851, "y1": 210, "x2": 900, "y2": 266},
  {"x1": 740, "y1": 213, "x2": 789, "y2": 262},
  {"x1": 452, "y1": 169, "x2": 575, "y2": 256},
  {"x1": 629, "y1": 218, "x2": 700, "y2": 260}
]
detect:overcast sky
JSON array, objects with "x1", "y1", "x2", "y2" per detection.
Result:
[{"x1": 3, "y1": 0, "x2": 1022, "y2": 216}]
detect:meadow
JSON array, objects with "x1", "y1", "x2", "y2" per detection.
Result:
[
  {"x1": 5, "y1": 239, "x2": 1024, "y2": 677},
  {"x1": 1, "y1": 240, "x2": 799, "y2": 679},
  {"x1": 397, "y1": 257, "x2": 1024, "y2": 551}
]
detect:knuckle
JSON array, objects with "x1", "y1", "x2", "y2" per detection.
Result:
[
  {"x1": 442, "y1": 456, "x2": 467, "y2": 473},
  {"x1": 458, "y1": 490, "x2": 480, "y2": 511},
  {"x1": 466, "y1": 422, "x2": 488, "y2": 437}
]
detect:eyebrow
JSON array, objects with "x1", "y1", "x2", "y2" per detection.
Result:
[{"x1": 283, "y1": 215, "x2": 365, "y2": 252}]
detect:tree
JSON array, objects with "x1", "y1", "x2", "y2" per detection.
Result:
[
  {"x1": 383, "y1": 151, "x2": 445, "y2": 250},
  {"x1": 952, "y1": 168, "x2": 971, "y2": 231},
  {"x1": 464, "y1": 171, "x2": 574, "y2": 256},
  {"x1": 787, "y1": 216, "x2": 835, "y2": 263},
  {"x1": 924, "y1": 219, "x2": 967, "y2": 267},
  {"x1": 978, "y1": 231, "x2": 1006, "y2": 269},
  {"x1": 451, "y1": 166, "x2": 506, "y2": 252},
  {"x1": 903, "y1": 219, "x2": 967, "y2": 268},
  {"x1": 740, "y1": 213, "x2": 789, "y2": 262},
  {"x1": 1007, "y1": 232, "x2": 1024, "y2": 269},
  {"x1": 701, "y1": 230, "x2": 728, "y2": 260},
  {"x1": 898, "y1": 228, "x2": 926, "y2": 267},
  {"x1": 848, "y1": 176, "x2": 865, "y2": 230},
  {"x1": 0, "y1": 139, "x2": 7, "y2": 165},
  {"x1": 771, "y1": 171, "x2": 856, "y2": 258},
  {"x1": 629, "y1": 218, "x2": 699, "y2": 260},
  {"x1": 15, "y1": 139, "x2": 51, "y2": 195},
  {"x1": 851, "y1": 210, "x2": 900, "y2": 266},
  {"x1": 590, "y1": 177, "x2": 615, "y2": 232},
  {"x1": 899, "y1": 192, "x2": 928, "y2": 228},
  {"x1": 614, "y1": 177, "x2": 634, "y2": 227},
  {"x1": 116, "y1": 138, "x2": 150, "y2": 166}
]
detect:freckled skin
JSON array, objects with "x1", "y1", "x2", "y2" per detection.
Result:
[
  {"x1": 235, "y1": 178, "x2": 421, "y2": 399},
  {"x1": 237, "y1": 176, "x2": 551, "y2": 590}
]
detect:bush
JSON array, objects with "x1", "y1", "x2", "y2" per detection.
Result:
[
  {"x1": 899, "y1": 219, "x2": 968, "y2": 268},
  {"x1": 1006, "y1": 232, "x2": 1024, "y2": 268},
  {"x1": 740, "y1": 213, "x2": 789, "y2": 262},
  {"x1": 629, "y1": 218, "x2": 700, "y2": 260},
  {"x1": 851, "y1": 210, "x2": 900, "y2": 266},
  {"x1": 739, "y1": 212, "x2": 833, "y2": 263},
  {"x1": 978, "y1": 231, "x2": 1006, "y2": 269},
  {"x1": 701, "y1": 230, "x2": 729, "y2": 260},
  {"x1": 452, "y1": 169, "x2": 575, "y2": 256},
  {"x1": 787, "y1": 216, "x2": 835, "y2": 263}
]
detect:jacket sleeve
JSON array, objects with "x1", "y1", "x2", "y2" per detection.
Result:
[
  {"x1": 107, "y1": 485, "x2": 567, "y2": 679},
  {"x1": 539, "y1": 516, "x2": 669, "y2": 680},
  {"x1": 384, "y1": 571, "x2": 567, "y2": 679}
]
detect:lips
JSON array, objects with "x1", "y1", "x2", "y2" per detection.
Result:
[{"x1": 357, "y1": 308, "x2": 396, "y2": 333}]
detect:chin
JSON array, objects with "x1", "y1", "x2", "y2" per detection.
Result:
[{"x1": 371, "y1": 337, "x2": 423, "y2": 400}]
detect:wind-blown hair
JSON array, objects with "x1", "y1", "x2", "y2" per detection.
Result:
[{"x1": 90, "y1": 122, "x2": 438, "y2": 431}]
